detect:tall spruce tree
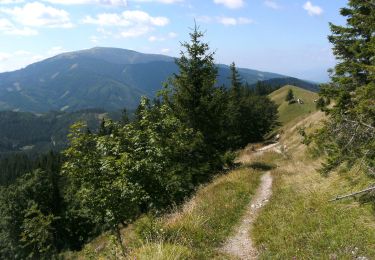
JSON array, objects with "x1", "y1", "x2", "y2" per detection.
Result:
[
  {"x1": 226, "y1": 62, "x2": 243, "y2": 148},
  {"x1": 169, "y1": 25, "x2": 227, "y2": 153},
  {"x1": 229, "y1": 62, "x2": 242, "y2": 101},
  {"x1": 312, "y1": 0, "x2": 375, "y2": 177}
]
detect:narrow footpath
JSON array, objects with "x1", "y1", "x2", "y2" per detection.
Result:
[{"x1": 221, "y1": 171, "x2": 273, "y2": 259}]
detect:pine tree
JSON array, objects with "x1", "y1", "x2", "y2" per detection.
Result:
[
  {"x1": 311, "y1": 0, "x2": 375, "y2": 177},
  {"x1": 121, "y1": 108, "x2": 130, "y2": 125},
  {"x1": 226, "y1": 62, "x2": 243, "y2": 148},
  {"x1": 169, "y1": 24, "x2": 227, "y2": 153},
  {"x1": 229, "y1": 62, "x2": 242, "y2": 101},
  {"x1": 285, "y1": 89, "x2": 294, "y2": 102}
]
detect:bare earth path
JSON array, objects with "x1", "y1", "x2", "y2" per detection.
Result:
[{"x1": 221, "y1": 172, "x2": 273, "y2": 259}]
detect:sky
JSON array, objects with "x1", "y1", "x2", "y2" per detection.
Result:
[{"x1": 0, "y1": 0, "x2": 348, "y2": 82}]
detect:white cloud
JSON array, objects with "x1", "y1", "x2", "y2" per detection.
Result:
[
  {"x1": 0, "y1": 17, "x2": 38, "y2": 35},
  {"x1": 148, "y1": 32, "x2": 177, "y2": 42},
  {"x1": 213, "y1": 0, "x2": 244, "y2": 9},
  {"x1": 303, "y1": 1, "x2": 323, "y2": 16},
  {"x1": 120, "y1": 26, "x2": 150, "y2": 38},
  {"x1": 131, "y1": 0, "x2": 181, "y2": 3},
  {"x1": 83, "y1": 13, "x2": 131, "y2": 27},
  {"x1": 264, "y1": 0, "x2": 280, "y2": 10},
  {"x1": 1, "y1": 2, "x2": 73, "y2": 28},
  {"x1": 83, "y1": 10, "x2": 169, "y2": 38},
  {"x1": 197, "y1": 16, "x2": 253, "y2": 26},
  {"x1": 42, "y1": 0, "x2": 127, "y2": 6},
  {"x1": 218, "y1": 17, "x2": 253, "y2": 26},
  {"x1": 0, "y1": 0, "x2": 24, "y2": 4},
  {"x1": 83, "y1": 10, "x2": 169, "y2": 27}
]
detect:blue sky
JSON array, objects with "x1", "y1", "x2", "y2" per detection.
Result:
[{"x1": 0, "y1": 0, "x2": 348, "y2": 82}]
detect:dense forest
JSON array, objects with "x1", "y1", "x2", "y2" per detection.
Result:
[
  {"x1": 0, "y1": 109, "x2": 127, "y2": 155},
  {"x1": 0, "y1": 27, "x2": 279, "y2": 258}
]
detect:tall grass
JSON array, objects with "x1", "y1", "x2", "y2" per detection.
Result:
[
  {"x1": 129, "y1": 167, "x2": 262, "y2": 259},
  {"x1": 253, "y1": 168, "x2": 375, "y2": 259}
]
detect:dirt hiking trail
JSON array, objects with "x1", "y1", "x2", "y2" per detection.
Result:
[{"x1": 221, "y1": 143, "x2": 277, "y2": 259}]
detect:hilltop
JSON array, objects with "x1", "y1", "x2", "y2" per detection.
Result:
[{"x1": 269, "y1": 85, "x2": 319, "y2": 124}]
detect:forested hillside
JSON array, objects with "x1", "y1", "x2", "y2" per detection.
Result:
[{"x1": 0, "y1": 109, "x2": 124, "y2": 155}]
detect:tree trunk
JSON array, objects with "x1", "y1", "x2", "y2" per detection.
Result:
[{"x1": 115, "y1": 226, "x2": 126, "y2": 258}]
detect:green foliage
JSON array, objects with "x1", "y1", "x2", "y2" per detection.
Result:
[
  {"x1": 0, "y1": 169, "x2": 59, "y2": 259},
  {"x1": 0, "y1": 109, "x2": 121, "y2": 155},
  {"x1": 20, "y1": 202, "x2": 57, "y2": 259},
  {"x1": 0, "y1": 151, "x2": 62, "y2": 186},
  {"x1": 310, "y1": 0, "x2": 375, "y2": 177},
  {"x1": 221, "y1": 151, "x2": 237, "y2": 169},
  {"x1": 254, "y1": 80, "x2": 279, "y2": 96},
  {"x1": 315, "y1": 97, "x2": 326, "y2": 110},
  {"x1": 168, "y1": 25, "x2": 227, "y2": 157},
  {"x1": 224, "y1": 63, "x2": 279, "y2": 150},
  {"x1": 285, "y1": 88, "x2": 294, "y2": 102},
  {"x1": 63, "y1": 121, "x2": 146, "y2": 229},
  {"x1": 63, "y1": 99, "x2": 211, "y2": 235}
]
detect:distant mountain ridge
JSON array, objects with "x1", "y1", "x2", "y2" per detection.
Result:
[{"x1": 0, "y1": 47, "x2": 318, "y2": 112}]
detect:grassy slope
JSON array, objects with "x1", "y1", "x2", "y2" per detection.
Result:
[
  {"x1": 73, "y1": 168, "x2": 264, "y2": 259},
  {"x1": 269, "y1": 85, "x2": 319, "y2": 125},
  {"x1": 251, "y1": 111, "x2": 375, "y2": 259}
]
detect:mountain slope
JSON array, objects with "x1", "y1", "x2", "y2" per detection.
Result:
[{"x1": 0, "y1": 47, "x2": 317, "y2": 112}]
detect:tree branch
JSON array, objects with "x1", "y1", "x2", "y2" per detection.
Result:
[
  {"x1": 329, "y1": 184, "x2": 375, "y2": 202},
  {"x1": 342, "y1": 118, "x2": 374, "y2": 131}
]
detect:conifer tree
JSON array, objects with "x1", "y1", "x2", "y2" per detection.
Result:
[
  {"x1": 311, "y1": 0, "x2": 375, "y2": 176},
  {"x1": 226, "y1": 62, "x2": 243, "y2": 148},
  {"x1": 229, "y1": 62, "x2": 242, "y2": 102},
  {"x1": 285, "y1": 89, "x2": 294, "y2": 102},
  {"x1": 169, "y1": 24, "x2": 227, "y2": 154}
]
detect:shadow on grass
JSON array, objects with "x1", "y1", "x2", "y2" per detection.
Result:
[{"x1": 247, "y1": 161, "x2": 276, "y2": 171}]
